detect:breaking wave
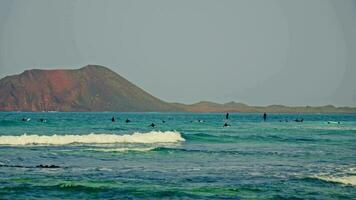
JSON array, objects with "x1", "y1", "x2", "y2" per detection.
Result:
[
  {"x1": 0, "y1": 131, "x2": 185, "y2": 146},
  {"x1": 312, "y1": 175, "x2": 356, "y2": 186},
  {"x1": 310, "y1": 168, "x2": 356, "y2": 186}
]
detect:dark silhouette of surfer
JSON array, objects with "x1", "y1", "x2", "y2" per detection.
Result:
[
  {"x1": 263, "y1": 113, "x2": 267, "y2": 121},
  {"x1": 22, "y1": 117, "x2": 30, "y2": 122},
  {"x1": 111, "y1": 116, "x2": 115, "y2": 122},
  {"x1": 149, "y1": 123, "x2": 156, "y2": 128},
  {"x1": 295, "y1": 118, "x2": 304, "y2": 122},
  {"x1": 226, "y1": 113, "x2": 229, "y2": 120},
  {"x1": 125, "y1": 118, "x2": 131, "y2": 123},
  {"x1": 223, "y1": 122, "x2": 231, "y2": 127}
]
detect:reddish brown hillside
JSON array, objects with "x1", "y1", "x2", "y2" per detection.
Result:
[{"x1": 0, "y1": 65, "x2": 181, "y2": 111}]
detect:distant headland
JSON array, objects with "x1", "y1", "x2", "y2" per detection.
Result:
[{"x1": 0, "y1": 65, "x2": 355, "y2": 113}]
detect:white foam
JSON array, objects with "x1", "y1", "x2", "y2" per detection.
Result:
[
  {"x1": 0, "y1": 131, "x2": 185, "y2": 146},
  {"x1": 314, "y1": 175, "x2": 356, "y2": 186}
]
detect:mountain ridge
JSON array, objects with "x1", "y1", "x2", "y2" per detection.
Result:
[{"x1": 1, "y1": 65, "x2": 355, "y2": 113}]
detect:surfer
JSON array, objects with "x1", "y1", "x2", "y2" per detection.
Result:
[
  {"x1": 111, "y1": 116, "x2": 115, "y2": 122},
  {"x1": 22, "y1": 117, "x2": 30, "y2": 122},
  {"x1": 191, "y1": 119, "x2": 204, "y2": 123},
  {"x1": 162, "y1": 120, "x2": 166, "y2": 123},
  {"x1": 125, "y1": 118, "x2": 131, "y2": 123},
  {"x1": 263, "y1": 113, "x2": 267, "y2": 121},
  {"x1": 295, "y1": 118, "x2": 304, "y2": 122},
  {"x1": 39, "y1": 118, "x2": 46, "y2": 123},
  {"x1": 149, "y1": 123, "x2": 156, "y2": 128},
  {"x1": 328, "y1": 121, "x2": 341, "y2": 124},
  {"x1": 223, "y1": 122, "x2": 231, "y2": 127},
  {"x1": 226, "y1": 113, "x2": 229, "y2": 120}
]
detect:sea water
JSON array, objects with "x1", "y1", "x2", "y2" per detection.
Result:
[{"x1": 0, "y1": 112, "x2": 355, "y2": 199}]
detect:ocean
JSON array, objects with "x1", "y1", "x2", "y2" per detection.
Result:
[{"x1": 0, "y1": 112, "x2": 355, "y2": 199}]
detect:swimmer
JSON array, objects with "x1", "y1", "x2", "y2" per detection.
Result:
[{"x1": 223, "y1": 122, "x2": 231, "y2": 127}]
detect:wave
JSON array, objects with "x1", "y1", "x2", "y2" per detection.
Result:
[
  {"x1": 0, "y1": 131, "x2": 185, "y2": 146},
  {"x1": 312, "y1": 175, "x2": 356, "y2": 186}
]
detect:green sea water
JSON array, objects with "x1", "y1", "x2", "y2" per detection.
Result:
[{"x1": 0, "y1": 112, "x2": 355, "y2": 199}]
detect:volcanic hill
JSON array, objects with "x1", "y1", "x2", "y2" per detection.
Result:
[{"x1": 0, "y1": 65, "x2": 179, "y2": 111}]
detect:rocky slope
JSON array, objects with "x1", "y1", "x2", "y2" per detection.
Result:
[{"x1": 0, "y1": 65, "x2": 180, "y2": 111}]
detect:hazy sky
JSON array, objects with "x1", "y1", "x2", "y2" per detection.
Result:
[{"x1": 0, "y1": 0, "x2": 355, "y2": 106}]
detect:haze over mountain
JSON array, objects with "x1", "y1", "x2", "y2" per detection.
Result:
[{"x1": 0, "y1": 65, "x2": 355, "y2": 113}]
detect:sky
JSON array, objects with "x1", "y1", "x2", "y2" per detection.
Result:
[{"x1": 0, "y1": 0, "x2": 355, "y2": 106}]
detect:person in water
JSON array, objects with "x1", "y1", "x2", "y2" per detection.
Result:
[
  {"x1": 22, "y1": 117, "x2": 30, "y2": 122},
  {"x1": 223, "y1": 122, "x2": 231, "y2": 127},
  {"x1": 111, "y1": 116, "x2": 115, "y2": 122},
  {"x1": 226, "y1": 113, "x2": 229, "y2": 120},
  {"x1": 125, "y1": 118, "x2": 131, "y2": 123},
  {"x1": 328, "y1": 121, "x2": 341, "y2": 124},
  {"x1": 149, "y1": 123, "x2": 156, "y2": 128},
  {"x1": 295, "y1": 118, "x2": 304, "y2": 122},
  {"x1": 191, "y1": 119, "x2": 204, "y2": 123},
  {"x1": 263, "y1": 113, "x2": 267, "y2": 121}
]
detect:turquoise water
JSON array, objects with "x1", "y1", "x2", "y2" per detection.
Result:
[{"x1": 0, "y1": 112, "x2": 355, "y2": 199}]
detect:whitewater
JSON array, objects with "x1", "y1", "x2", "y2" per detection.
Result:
[{"x1": 0, "y1": 131, "x2": 184, "y2": 145}]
